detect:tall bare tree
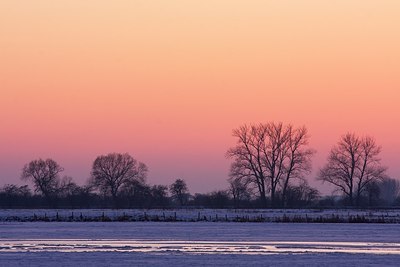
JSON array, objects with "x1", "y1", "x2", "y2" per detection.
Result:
[
  {"x1": 227, "y1": 122, "x2": 314, "y2": 207},
  {"x1": 169, "y1": 179, "x2": 189, "y2": 206},
  {"x1": 21, "y1": 158, "x2": 64, "y2": 202},
  {"x1": 227, "y1": 124, "x2": 267, "y2": 205},
  {"x1": 90, "y1": 152, "x2": 148, "y2": 206},
  {"x1": 318, "y1": 133, "x2": 387, "y2": 206},
  {"x1": 281, "y1": 126, "x2": 314, "y2": 207}
]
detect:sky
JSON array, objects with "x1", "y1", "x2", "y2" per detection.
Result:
[{"x1": 0, "y1": 1, "x2": 399, "y2": 194}]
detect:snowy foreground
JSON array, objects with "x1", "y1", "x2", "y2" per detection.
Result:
[{"x1": 1, "y1": 222, "x2": 400, "y2": 266}]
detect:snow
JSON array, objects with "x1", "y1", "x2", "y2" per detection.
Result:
[
  {"x1": 1, "y1": 222, "x2": 400, "y2": 266},
  {"x1": 1, "y1": 251, "x2": 399, "y2": 267},
  {"x1": 1, "y1": 208, "x2": 400, "y2": 222},
  {"x1": 1, "y1": 221, "x2": 400, "y2": 242}
]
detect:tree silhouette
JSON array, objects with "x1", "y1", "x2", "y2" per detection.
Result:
[
  {"x1": 169, "y1": 179, "x2": 189, "y2": 206},
  {"x1": 318, "y1": 133, "x2": 387, "y2": 206},
  {"x1": 227, "y1": 122, "x2": 314, "y2": 207},
  {"x1": 281, "y1": 126, "x2": 315, "y2": 207},
  {"x1": 228, "y1": 177, "x2": 252, "y2": 208},
  {"x1": 21, "y1": 158, "x2": 64, "y2": 204},
  {"x1": 90, "y1": 152, "x2": 148, "y2": 207}
]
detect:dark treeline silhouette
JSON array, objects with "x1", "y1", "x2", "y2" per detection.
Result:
[
  {"x1": 1, "y1": 176, "x2": 399, "y2": 209},
  {"x1": 1, "y1": 124, "x2": 399, "y2": 209}
]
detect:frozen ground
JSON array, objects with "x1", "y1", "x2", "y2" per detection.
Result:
[
  {"x1": 1, "y1": 222, "x2": 400, "y2": 266},
  {"x1": 1, "y1": 208, "x2": 400, "y2": 222}
]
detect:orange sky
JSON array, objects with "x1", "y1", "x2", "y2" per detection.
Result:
[{"x1": 1, "y1": 1, "x2": 399, "y2": 193}]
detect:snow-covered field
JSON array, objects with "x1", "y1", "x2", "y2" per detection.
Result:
[
  {"x1": 1, "y1": 222, "x2": 400, "y2": 266},
  {"x1": 1, "y1": 208, "x2": 400, "y2": 223}
]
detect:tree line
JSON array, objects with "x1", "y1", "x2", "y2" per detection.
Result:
[
  {"x1": 1, "y1": 122, "x2": 399, "y2": 208},
  {"x1": 2, "y1": 154, "x2": 189, "y2": 209},
  {"x1": 227, "y1": 122, "x2": 399, "y2": 208}
]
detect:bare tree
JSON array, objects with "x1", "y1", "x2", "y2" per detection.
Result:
[
  {"x1": 284, "y1": 180, "x2": 320, "y2": 207},
  {"x1": 58, "y1": 176, "x2": 80, "y2": 198},
  {"x1": 227, "y1": 122, "x2": 314, "y2": 207},
  {"x1": 1, "y1": 184, "x2": 31, "y2": 197},
  {"x1": 21, "y1": 158, "x2": 64, "y2": 202},
  {"x1": 227, "y1": 124, "x2": 267, "y2": 205},
  {"x1": 121, "y1": 179, "x2": 150, "y2": 207},
  {"x1": 169, "y1": 179, "x2": 189, "y2": 206},
  {"x1": 228, "y1": 177, "x2": 252, "y2": 208},
  {"x1": 318, "y1": 133, "x2": 387, "y2": 206},
  {"x1": 90, "y1": 153, "x2": 148, "y2": 206},
  {"x1": 281, "y1": 126, "x2": 314, "y2": 207},
  {"x1": 0, "y1": 184, "x2": 32, "y2": 208}
]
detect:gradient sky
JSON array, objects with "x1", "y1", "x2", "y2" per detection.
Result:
[{"x1": 1, "y1": 1, "x2": 399, "y2": 194}]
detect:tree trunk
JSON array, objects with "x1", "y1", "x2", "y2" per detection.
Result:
[
  {"x1": 282, "y1": 176, "x2": 290, "y2": 208},
  {"x1": 271, "y1": 189, "x2": 275, "y2": 208}
]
